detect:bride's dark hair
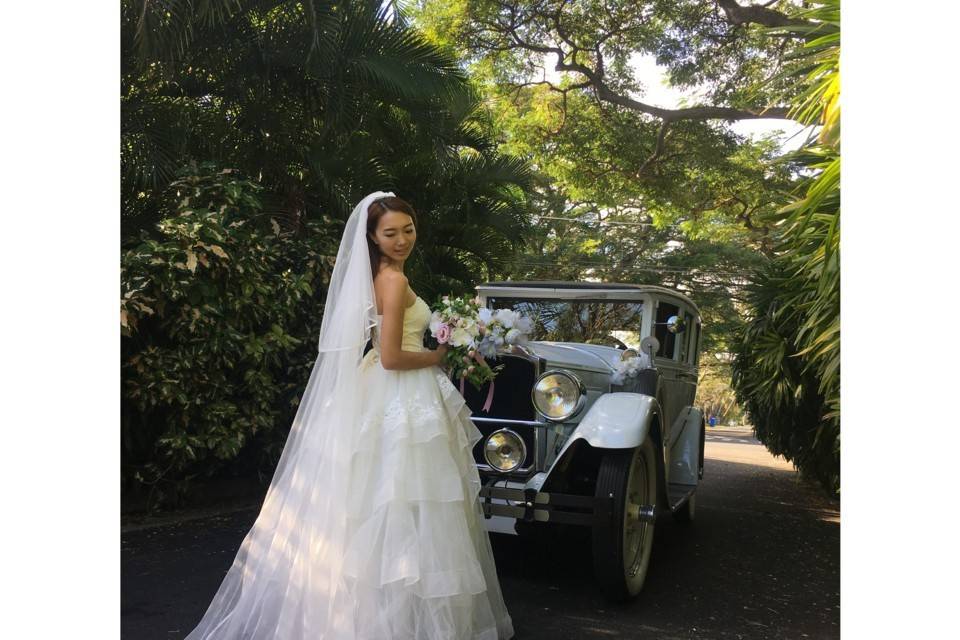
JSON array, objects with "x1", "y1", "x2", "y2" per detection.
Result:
[{"x1": 366, "y1": 196, "x2": 418, "y2": 277}]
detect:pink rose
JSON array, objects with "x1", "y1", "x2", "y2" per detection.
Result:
[{"x1": 435, "y1": 323, "x2": 451, "y2": 344}]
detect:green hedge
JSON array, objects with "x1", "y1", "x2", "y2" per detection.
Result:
[
  {"x1": 731, "y1": 265, "x2": 840, "y2": 495},
  {"x1": 121, "y1": 163, "x2": 339, "y2": 507}
]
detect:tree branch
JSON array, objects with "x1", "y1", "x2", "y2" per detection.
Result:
[
  {"x1": 637, "y1": 121, "x2": 670, "y2": 176},
  {"x1": 470, "y1": 0, "x2": 799, "y2": 176},
  {"x1": 715, "y1": 0, "x2": 813, "y2": 29},
  {"x1": 554, "y1": 56, "x2": 790, "y2": 122}
]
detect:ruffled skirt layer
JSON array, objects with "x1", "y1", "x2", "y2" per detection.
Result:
[{"x1": 340, "y1": 354, "x2": 514, "y2": 639}]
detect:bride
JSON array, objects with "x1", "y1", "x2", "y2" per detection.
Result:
[{"x1": 185, "y1": 192, "x2": 515, "y2": 639}]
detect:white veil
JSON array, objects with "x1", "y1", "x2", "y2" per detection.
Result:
[{"x1": 185, "y1": 191, "x2": 396, "y2": 639}]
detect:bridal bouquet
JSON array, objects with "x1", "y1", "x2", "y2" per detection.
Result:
[{"x1": 428, "y1": 295, "x2": 533, "y2": 410}]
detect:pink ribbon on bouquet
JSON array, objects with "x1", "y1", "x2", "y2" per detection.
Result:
[
  {"x1": 481, "y1": 379, "x2": 495, "y2": 412},
  {"x1": 475, "y1": 353, "x2": 495, "y2": 413}
]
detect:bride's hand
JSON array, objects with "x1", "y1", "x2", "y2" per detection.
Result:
[{"x1": 433, "y1": 343, "x2": 451, "y2": 366}]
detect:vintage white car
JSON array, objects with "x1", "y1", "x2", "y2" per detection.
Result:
[{"x1": 459, "y1": 281, "x2": 706, "y2": 601}]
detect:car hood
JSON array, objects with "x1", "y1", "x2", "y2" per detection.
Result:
[{"x1": 520, "y1": 341, "x2": 623, "y2": 372}]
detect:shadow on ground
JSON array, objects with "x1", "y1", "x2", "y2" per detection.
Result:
[{"x1": 121, "y1": 428, "x2": 839, "y2": 640}]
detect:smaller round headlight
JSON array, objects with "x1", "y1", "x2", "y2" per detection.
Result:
[
  {"x1": 484, "y1": 429, "x2": 526, "y2": 472},
  {"x1": 532, "y1": 370, "x2": 585, "y2": 421}
]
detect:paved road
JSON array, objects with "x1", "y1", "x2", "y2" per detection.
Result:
[{"x1": 122, "y1": 427, "x2": 839, "y2": 639}]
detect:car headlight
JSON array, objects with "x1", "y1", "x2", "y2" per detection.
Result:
[
  {"x1": 531, "y1": 370, "x2": 586, "y2": 421},
  {"x1": 484, "y1": 429, "x2": 527, "y2": 472}
]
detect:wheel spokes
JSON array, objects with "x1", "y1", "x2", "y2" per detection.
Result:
[{"x1": 622, "y1": 450, "x2": 654, "y2": 579}]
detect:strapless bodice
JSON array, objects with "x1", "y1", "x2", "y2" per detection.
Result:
[{"x1": 372, "y1": 295, "x2": 431, "y2": 353}]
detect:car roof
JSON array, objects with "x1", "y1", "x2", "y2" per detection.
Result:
[{"x1": 476, "y1": 280, "x2": 701, "y2": 316}]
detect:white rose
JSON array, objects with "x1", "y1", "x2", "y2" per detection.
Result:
[
  {"x1": 494, "y1": 308, "x2": 516, "y2": 329},
  {"x1": 451, "y1": 327, "x2": 472, "y2": 347}
]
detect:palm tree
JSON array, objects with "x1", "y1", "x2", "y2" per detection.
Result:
[
  {"x1": 731, "y1": 0, "x2": 840, "y2": 493},
  {"x1": 121, "y1": 0, "x2": 534, "y2": 292}
]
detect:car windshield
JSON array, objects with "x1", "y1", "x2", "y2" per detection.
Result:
[{"x1": 487, "y1": 297, "x2": 644, "y2": 350}]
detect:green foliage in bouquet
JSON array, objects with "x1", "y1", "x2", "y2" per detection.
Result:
[
  {"x1": 430, "y1": 295, "x2": 504, "y2": 391},
  {"x1": 121, "y1": 162, "x2": 338, "y2": 507}
]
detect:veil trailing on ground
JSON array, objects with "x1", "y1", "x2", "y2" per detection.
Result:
[{"x1": 186, "y1": 191, "x2": 395, "y2": 639}]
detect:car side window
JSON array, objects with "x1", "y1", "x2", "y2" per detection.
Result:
[
  {"x1": 678, "y1": 311, "x2": 694, "y2": 363},
  {"x1": 653, "y1": 301, "x2": 681, "y2": 360},
  {"x1": 688, "y1": 318, "x2": 700, "y2": 366}
]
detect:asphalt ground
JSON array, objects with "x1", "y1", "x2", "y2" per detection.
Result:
[{"x1": 121, "y1": 427, "x2": 840, "y2": 639}]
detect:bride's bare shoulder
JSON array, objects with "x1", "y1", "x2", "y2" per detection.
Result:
[
  {"x1": 374, "y1": 269, "x2": 407, "y2": 294},
  {"x1": 373, "y1": 269, "x2": 409, "y2": 314}
]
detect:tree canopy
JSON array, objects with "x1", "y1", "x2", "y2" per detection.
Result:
[
  {"x1": 413, "y1": 0, "x2": 840, "y2": 491},
  {"x1": 121, "y1": 0, "x2": 841, "y2": 503}
]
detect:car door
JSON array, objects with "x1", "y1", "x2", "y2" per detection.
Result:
[{"x1": 651, "y1": 299, "x2": 697, "y2": 448}]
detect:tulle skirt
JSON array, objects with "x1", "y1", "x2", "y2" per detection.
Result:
[{"x1": 335, "y1": 353, "x2": 515, "y2": 639}]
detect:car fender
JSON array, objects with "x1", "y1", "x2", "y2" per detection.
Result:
[
  {"x1": 668, "y1": 407, "x2": 705, "y2": 486},
  {"x1": 559, "y1": 392, "x2": 660, "y2": 453}
]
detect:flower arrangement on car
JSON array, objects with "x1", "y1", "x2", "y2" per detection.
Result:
[
  {"x1": 609, "y1": 351, "x2": 653, "y2": 386},
  {"x1": 428, "y1": 295, "x2": 533, "y2": 410}
]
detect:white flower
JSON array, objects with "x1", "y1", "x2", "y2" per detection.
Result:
[
  {"x1": 610, "y1": 352, "x2": 651, "y2": 385},
  {"x1": 478, "y1": 307, "x2": 493, "y2": 324},
  {"x1": 451, "y1": 327, "x2": 472, "y2": 347},
  {"x1": 429, "y1": 312, "x2": 445, "y2": 334},
  {"x1": 515, "y1": 315, "x2": 534, "y2": 334},
  {"x1": 494, "y1": 308, "x2": 517, "y2": 329},
  {"x1": 505, "y1": 328, "x2": 522, "y2": 344},
  {"x1": 477, "y1": 337, "x2": 498, "y2": 358},
  {"x1": 634, "y1": 352, "x2": 651, "y2": 370}
]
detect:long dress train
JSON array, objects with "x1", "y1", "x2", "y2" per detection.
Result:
[{"x1": 185, "y1": 293, "x2": 515, "y2": 639}]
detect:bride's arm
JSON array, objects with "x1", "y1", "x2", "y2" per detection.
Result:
[{"x1": 376, "y1": 272, "x2": 448, "y2": 371}]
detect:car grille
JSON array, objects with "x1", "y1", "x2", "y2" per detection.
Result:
[
  {"x1": 458, "y1": 353, "x2": 537, "y2": 419},
  {"x1": 451, "y1": 354, "x2": 540, "y2": 473}
]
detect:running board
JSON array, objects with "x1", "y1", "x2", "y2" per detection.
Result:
[{"x1": 667, "y1": 483, "x2": 697, "y2": 511}]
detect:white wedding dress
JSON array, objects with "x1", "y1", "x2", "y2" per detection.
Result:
[
  {"x1": 345, "y1": 295, "x2": 515, "y2": 639},
  {"x1": 184, "y1": 191, "x2": 512, "y2": 640}
]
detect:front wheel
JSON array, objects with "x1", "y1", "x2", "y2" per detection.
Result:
[{"x1": 592, "y1": 438, "x2": 658, "y2": 601}]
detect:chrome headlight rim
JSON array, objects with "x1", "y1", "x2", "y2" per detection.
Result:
[
  {"x1": 483, "y1": 428, "x2": 527, "y2": 473},
  {"x1": 530, "y1": 369, "x2": 586, "y2": 422}
]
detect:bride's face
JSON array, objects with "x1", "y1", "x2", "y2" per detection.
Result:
[{"x1": 372, "y1": 211, "x2": 417, "y2": 261}]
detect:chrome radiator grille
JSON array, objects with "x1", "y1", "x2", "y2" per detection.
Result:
[
  {"x1": 458, "y1": 354, "x2": 538, "y2": 420},
  {"x1": 451, "y1": 353, "x2": 542, "y2": 475}
]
